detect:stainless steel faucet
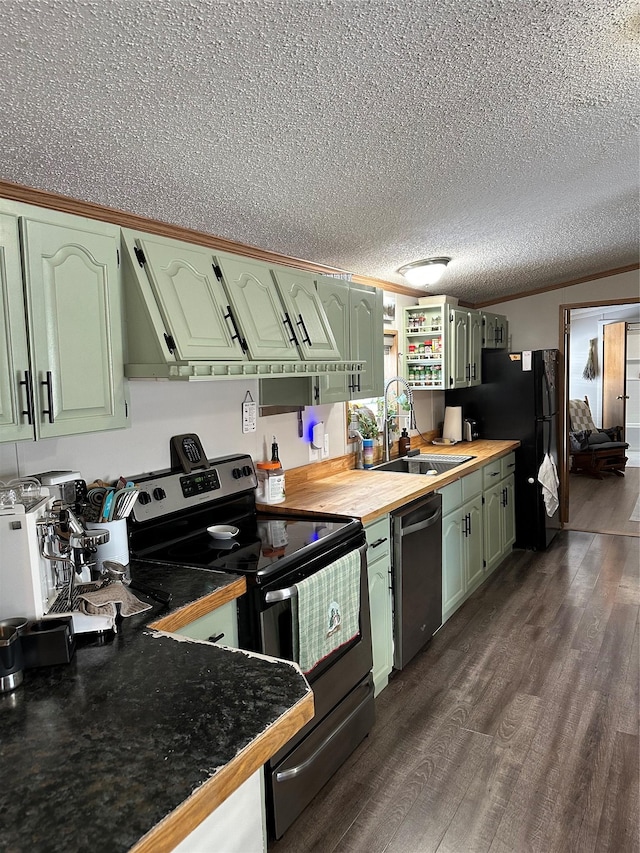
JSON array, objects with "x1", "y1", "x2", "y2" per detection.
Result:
[{"x1": 383, "y1": 376, "x2": 415, "y2": 462}]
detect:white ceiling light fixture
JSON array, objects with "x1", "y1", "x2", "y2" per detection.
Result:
[{"x1": 397, "y1": 257, "x2": 451, "y2": 287}]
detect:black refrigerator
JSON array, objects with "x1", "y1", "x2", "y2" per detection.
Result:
[{"x1": 446, "y1": 348, "x2": 561, "y2": 550}]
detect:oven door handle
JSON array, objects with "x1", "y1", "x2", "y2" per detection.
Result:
[{"x1": 264, "y1": 585, "x2": 298, "y2": 603}]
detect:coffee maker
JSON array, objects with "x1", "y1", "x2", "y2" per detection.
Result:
[{"x1": 0, "y1": 490, "x2": 113, "y2": 632}]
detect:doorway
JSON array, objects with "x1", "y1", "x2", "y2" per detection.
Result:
[{"x1": 560, "y1": 299, "x2": 640, "y2": 536}]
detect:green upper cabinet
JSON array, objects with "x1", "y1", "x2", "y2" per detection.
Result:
[
  {"x1": 316, "y1": 277, "x2": 383, "y2": 402},
  {"x1": 1, "y1": 203, "x2": 127, "y2": 443},
  {"x1": 481, "y1": 311, "x2": 509, "y2": 349},
  {"x1": 0, "y1": 212, "x2": 33, "y2": 442},
  {"x1": 128, "y1": 233, "x2": 245, "y2": 361},
  {"x1": 350, "y1": 283, "x2": 384, "y2": 399},
  {"x1": 214, "y1": 253, "x2": 300, "y2": 361},
  {"x1": 448, "y1": 307, "x2": 482, "y2": 388},
  {"x1": 271, "y1": 266, "x2": 340, "y2": 360},
  {"x1": 20, "y1": 211, "x2": 127, "y2": 439}
]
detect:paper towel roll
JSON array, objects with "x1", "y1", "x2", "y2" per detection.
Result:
[{"x1": 442, "y1": 406, "x2": 463, "y2": 442}]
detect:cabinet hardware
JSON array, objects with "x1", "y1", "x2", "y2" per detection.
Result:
[
  {"x1": 370, "y1": 537, "x2": 388, "y2": 548},
  {"x1": 163, "y1": 333, "x2": 176, "y2": 354},
  {"x1": 207, "y1": 633, "x2": 225, "y2": 643},
  {"x1": 296, "y1": 314, "x2": 312, "y2": 345},
  {"x1": 133, "y1": 246, "x2": 146, "y2": 266},
  {"x1": 212, "y1": 263, "x2": 223, "y2": 280},
  {"x1": 20, "y1": 371, "x2": 34, "y2": 425},
  {"x1": 282, "y1": 313, "x2": 299, "y2": 345},
  {"x1": 223, "y1": 305, "x2": 248, "y2": 352},
  {"x1": 41, "y1": 371, "x2": 55, "y2": 423}
]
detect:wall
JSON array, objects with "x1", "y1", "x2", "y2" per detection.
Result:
[
  {"x1": 489, "y1": 269, "x2": 640, "y2": 350},
  {"x1": 0, "y1": 380, "x2": 347, "y2": 483}
]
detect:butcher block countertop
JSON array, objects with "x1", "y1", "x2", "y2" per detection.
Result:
[{"x1": 258, "y1": 440, "x2": 520, "y2": 524}]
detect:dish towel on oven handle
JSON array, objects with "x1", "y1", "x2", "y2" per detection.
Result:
[{"x1": 293, "y1": 549, "x2": 361, "y2": 675}]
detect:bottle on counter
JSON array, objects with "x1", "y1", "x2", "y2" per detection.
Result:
[
  {"x1": 399, "y1": 428, "x2": 411, "y2": 456},
  {"x1": 256, "y1": 436, "x2": 286, "y2": 504}
]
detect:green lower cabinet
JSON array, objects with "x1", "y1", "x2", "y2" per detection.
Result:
[
  {"x1": 483, "y1": 473, "x2": 515, "y2": 575},
  {"x1": 172, "y1": 600, "x2": 238, "y2": 647},
  {"x1": 441, "y1": 495, "x2": 484, "y2": 625},
  {"x1": 365, "y1": 515, "x2": 393, "y2": 697}
]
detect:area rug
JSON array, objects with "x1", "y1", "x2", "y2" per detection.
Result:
[{"x1": 631, "y1": 496, "x2": 640, "y2": 522}]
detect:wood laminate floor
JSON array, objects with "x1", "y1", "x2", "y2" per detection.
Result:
[
  {"x1": 567, "y1": 466, "x2": 640, "y2": 537},
  {"x1": 271, "y1": 531, "x2": 639, "y2": 853}
]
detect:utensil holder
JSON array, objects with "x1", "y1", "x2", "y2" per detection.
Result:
[{"x1": 86, "y1": 519, "x2": 129, "y2": 577}]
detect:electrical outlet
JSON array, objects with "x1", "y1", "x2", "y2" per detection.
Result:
[
  {"x1": 322, "y1": 433, "x2": 329, "y2": 458},
  {"x1": 309, "y1": 445, "x2": 320, "y2": 462}
]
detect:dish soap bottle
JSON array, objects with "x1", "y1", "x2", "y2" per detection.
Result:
[{"x1": 399, "y1": 428, "x2": 411, "y2": 457}]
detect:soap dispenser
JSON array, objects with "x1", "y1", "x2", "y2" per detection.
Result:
[{"x1": 399, "y1": 428, "x2": 411, "y2": 456}]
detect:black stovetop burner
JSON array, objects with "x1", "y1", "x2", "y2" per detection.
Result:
[
  {"x1": 126, "y1": 453, "x2": 363, "y2": 583},
  {"x1": 134, "y1": 512, "x2": 358, "y2": 581}
]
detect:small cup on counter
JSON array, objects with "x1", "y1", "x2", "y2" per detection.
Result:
[{"x1": 0, "y1": 623, "x2": 25, "y2": 693}]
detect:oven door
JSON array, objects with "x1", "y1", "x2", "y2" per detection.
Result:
[{"x1": 255, "y1": 541, "x2": 375, "y2": 841}]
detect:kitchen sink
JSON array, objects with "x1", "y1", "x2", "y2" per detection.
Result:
[{"x1": 371, "y1": 453, "x2": 476, "y2": 476}]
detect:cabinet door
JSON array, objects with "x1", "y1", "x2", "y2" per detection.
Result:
[
  {"x1": 215, "y1": 253, "x2": 300, "y2": 361},
  {"x1": 135, "y1": 235, "x2": 245, "y2": 361},
  {"x1": 367, "y1": 554, "x2": 393, "y2": 696},
  {"x1": 350, "y1": 283, "x2": 383, "y2": 399},
  {"x1": 272, "y1": 267, "x2": 340, "y2": 360},
  {"x1": 448, "y1": 308, "x2": 469, "y2": 388},
  {"x1": 172, "y1": 601, "x2": 238, "y2": 648},
  {"x1": 483, "y1": 482, "x2": 503, "y2": 575},
  {"x1": 482, "y1": 312, "x2": 498, "y2": 349},
  {"x1": 464, "y1": 498, "x2": 484, "y2": 591},
  {"x1": 467, "y1": 311, "x2": 483, "y2": 386},
  {"x1": 316, "y1": 277, "x2": 351, "y2": 403},
  {"x1": 21, "y1": 216, "x2": 127, "y2": 439},
  {"x1": 442, "y1": 509, "x2": 466, "y2": 623},
  {"x1": 365, "y1": 515, "x2": 392, "y2": 696},
  {"x1": 0, "y1": 213, "x2": 33, "y2": 442},
  {"x1": 502, "y1": 474, "x2": 516, "y2": 551}
]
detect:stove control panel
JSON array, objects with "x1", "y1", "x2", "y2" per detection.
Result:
[{"x1": 128, "y1": 454, "x2": 258, "y2": 524}]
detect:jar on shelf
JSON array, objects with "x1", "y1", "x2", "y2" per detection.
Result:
[{"x1": 408, "y1": 343, "x2": 416, "y2": 358}]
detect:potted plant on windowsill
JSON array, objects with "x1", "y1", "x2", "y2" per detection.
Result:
[{"x1": 354, "y1": 409, "x2": 379, "y2": 468}]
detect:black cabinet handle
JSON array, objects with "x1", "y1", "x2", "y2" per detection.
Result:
[
  {"x1": 41, "y1": 371, "x2": 54, "y2": 423},
  {"x1": 296, "y1": 314, "x2": 312, "y2": 345},
  {"x1": 223, "y1": 305, "x2": 248, "y2": 352},
  {"x1": 370, "y1": 537, "x2": 388, "y2": 548},
  {"x1": 20, "y1": 370, "x2": 34, "y2": 425},
  {"x1": 283, "y1": 313, "x2": 299, "y2": 345},
  {"x1": 208, "y1": 633, "x2": 225, "y2": 643}
]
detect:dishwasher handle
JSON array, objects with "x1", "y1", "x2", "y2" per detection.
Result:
[{"x1": 399, "y1": 505, "x2": 442, "y2": 538}]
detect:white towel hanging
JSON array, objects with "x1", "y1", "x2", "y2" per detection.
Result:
[{"x1": 538, "y1": 453, "x2": 559, "y2": 517}]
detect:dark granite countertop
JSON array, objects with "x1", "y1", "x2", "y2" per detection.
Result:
[{"x1": 0, "y1": 561, "x2": 311, "y2": 853}]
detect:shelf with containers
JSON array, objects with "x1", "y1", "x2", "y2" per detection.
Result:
[{"x1": 402, "y1": 304, "x2": 447, "y2": 390}]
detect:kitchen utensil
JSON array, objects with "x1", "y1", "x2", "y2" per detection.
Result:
[
  {"x1": 102, "y1": 561, "x2": 172, "y2": 605},
  {"x1": 207, "y1": 524, "x2": 240, "y2": 539}
]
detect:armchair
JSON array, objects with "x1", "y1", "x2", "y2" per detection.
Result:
[{"x1": 568, "y1": 397, "x2": 628, "y2": 478}]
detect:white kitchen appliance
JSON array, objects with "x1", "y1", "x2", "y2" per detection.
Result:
[
  {"x1": 0, "y1": 492, "x2": 114, "y2": 632},
  {"x1": 0, "y1": 491, "x2": 58, "y2": 620}
]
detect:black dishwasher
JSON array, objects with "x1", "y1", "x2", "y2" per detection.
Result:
[{"x1": 391, "y1": 492, "x2": 443, "y2": 669}]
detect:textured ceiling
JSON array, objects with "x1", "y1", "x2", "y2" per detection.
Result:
[{"x1": 1, "y1": 0, "x2": 638, "y2": 303}]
